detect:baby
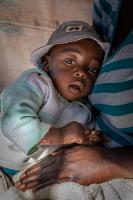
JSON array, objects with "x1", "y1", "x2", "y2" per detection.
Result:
[{"x1": 0, "y1": 21, "x2": 106, "y2": 182}]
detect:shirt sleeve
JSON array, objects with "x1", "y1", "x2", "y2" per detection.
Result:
[{"x1": 0, "y1": 69, "x2": 51, "y2": 154}]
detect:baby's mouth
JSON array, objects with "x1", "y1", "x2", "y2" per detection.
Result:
[{"x1": 69, "y1": 82, "x2": 83, "y2": 94}]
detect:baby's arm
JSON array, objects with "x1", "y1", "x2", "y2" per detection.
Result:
[
  {"x1": 0, "y1": 70, "x2": 51, "y2": 155},
  {"x1": 40, "y1": 122, "x2": 104, "y2": 145},
  {"x1": 40, "y1": 121, "x2": 86, "y2": 145}
]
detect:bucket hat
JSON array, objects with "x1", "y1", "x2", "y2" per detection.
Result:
[{"x1": 31, "y1": 20, "x2": 107, "y2": 69}]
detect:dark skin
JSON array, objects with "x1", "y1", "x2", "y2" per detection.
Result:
[
  {"x1": 38, "y1": 39, "x2": 104, "y2": 146},
  {"x1": 15, "y1": 145, "x2": 133, "y2": 192},
  {"x1": 15, "y1": 1, "x2": 133, "y2": 193},
  {"x1": 15, "y1": 39, "x2": 106, "y2": 191},
  {"x1": 40, "y1": 122, "x2": 104, "y2": 146},
  {"x1": 44, "y1": 39, "x2": 104, "y2": 102}
]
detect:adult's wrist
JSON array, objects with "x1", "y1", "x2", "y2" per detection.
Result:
[{"x1": 100, "y1": 147, "x2": 133, "y2": 180}]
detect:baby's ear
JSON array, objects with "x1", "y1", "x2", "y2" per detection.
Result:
[
  {"x1": 43, "y1": 55, "x2": 51, "y2": 72},
  {"x1": 44, "y1": 64, "x2": 50, "y2": 72}
]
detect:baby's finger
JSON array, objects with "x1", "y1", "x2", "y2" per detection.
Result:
[
  {"x1": 91, "y1": 130, "x2": 103, "y2": 136},
  {"x1": 75, "y1": 138, "x2": 84, "y2": 144},
  {"x1": 39, "y1": 138, "x2": 49, "y2": 145},
  {"x1": 89, "y1": 134, "x2": 104, "y2": 144},
  {"x1": 84, "y1": 128, "x2": 92, "y2": 135}
]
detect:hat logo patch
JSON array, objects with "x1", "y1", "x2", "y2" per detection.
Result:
[{"x1": 65, "y1": 25, "x2": 83, "y2": 32}]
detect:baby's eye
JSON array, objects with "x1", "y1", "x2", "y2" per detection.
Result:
[
  {"x1": 87, "y1": 66, "x2": 99, "y2": 74},
  {"x1": 64, "y1": 58, "x2": 76, "y2": 65}
]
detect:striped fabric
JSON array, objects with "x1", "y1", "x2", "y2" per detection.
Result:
[
  {"x1": 89, "y1": 0, "x2": 133, "y2": 147},
  {"x1": 93, "y1": 0, "x2": 122, "y2": 43}
]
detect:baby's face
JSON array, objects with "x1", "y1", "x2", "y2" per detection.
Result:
[{"x1": 46, "y1": 39, "x2": 104, "y2": 101}]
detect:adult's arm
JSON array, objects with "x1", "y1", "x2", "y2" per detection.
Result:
[{"x1": 15, "y1": 145, "x2": 133, "y2": 192}]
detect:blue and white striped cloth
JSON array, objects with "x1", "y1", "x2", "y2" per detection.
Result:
[
  {"x1": 93, "y1": 0, "x2": 122, "y2": 43},
  {"x1": 89, "y1": 0, "x2": 133, "y2": 147}
]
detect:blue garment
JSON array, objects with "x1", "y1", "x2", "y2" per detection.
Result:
[
  {"x1": 1, "y1": 167, "x2": 18, "y2": 175},
  {"x1": 93, "y1": 0, "x2": 122, "y2": 43},
  {"x1": 89, "y1": 0, "x2": 133, "y2": 147}
]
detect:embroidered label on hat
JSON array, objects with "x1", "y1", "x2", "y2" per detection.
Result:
[{"x1": 65, "y1": 24, "x2": 83, "y2": 32}]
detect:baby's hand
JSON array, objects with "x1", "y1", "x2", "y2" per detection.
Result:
[
  {"x1": 39, "y1": 127, "x2": 63, "y2": 145},
  {"x1": 39, "y1": 122, "x2": 87, "y2": 145},
  {"x1": 84, "y1": 128, "x2": 104, "y2": 145},
  {"x1": 60, "y1": 121, "x2": 86, "y2": 144},
  {"x1": 39, "y1": 122, "x2": 105, "y2": 146}
]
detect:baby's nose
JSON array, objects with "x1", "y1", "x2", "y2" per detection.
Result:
[{"x1": 73, "y1": 70, "x2": 87, "y2": 79}]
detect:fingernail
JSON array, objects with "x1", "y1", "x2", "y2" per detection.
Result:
[
  {"x1": 76, "y1": 140, "x2": 82, "y2": 144},
  {"x1": 91, "y1": 131, "x2": 96, "y2": 135},
  {"x1": 85, "y1": 130, "x2": 88, "y2": 134},
  {"x1": 85, "y1": 130, "x2": 91, "y2": 135}
]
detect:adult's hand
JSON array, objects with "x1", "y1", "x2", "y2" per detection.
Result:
[
  {"x1": 15, "y1": 152, "x2": 62, "y2": 192},
  {"x1": 51, "y1": 145, "x2": 133, "y2": 185},
  {"x1": 40, "y1": 122, "x2": 86, "y2": 145},
  {"x1": 16, "y1": 145, "x2": 106, "y2": 192},
  {"x1": 15, "y1": 145, "x2": 133, "y2": 192},
  {"x1": 53, "y1": 145, "x2": 111, "y2": 185}
]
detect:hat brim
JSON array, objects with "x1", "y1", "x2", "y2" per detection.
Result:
[{"x1": 31, "y1": 36, "x2": 108, "y2": 68}]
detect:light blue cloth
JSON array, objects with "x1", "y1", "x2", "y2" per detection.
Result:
[{"x1": 0, "y1": 68, "x2": 93, "y2": 170}]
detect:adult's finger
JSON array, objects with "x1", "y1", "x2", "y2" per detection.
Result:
[
  {"x1": 32, "y1": 179, "x2": 56, "y2": 192},
  {"x1": 19, "y1": 153, "x2": 62, "y2": 180},
  {"x1": 15, "y1": 152, "x2": 63, "y2": 191},
  {"x1": 17, "y1": 170, "x2": 59, "y2": 192},
  {"x1": 32, "y1": 175, "x2": 76, "y2": 192}
]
